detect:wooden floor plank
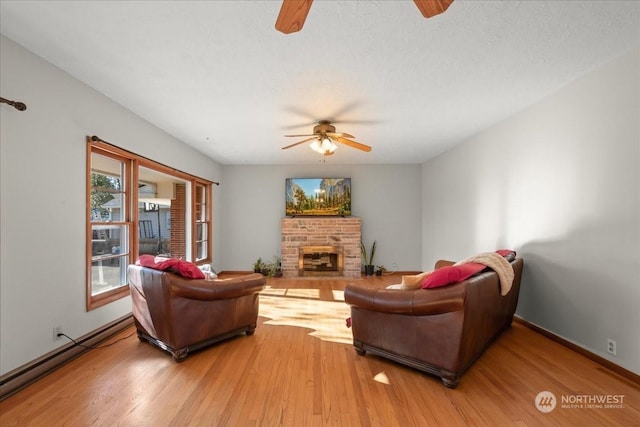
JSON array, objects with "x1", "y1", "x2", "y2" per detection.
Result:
[{"x1": 1, "y1": 274, "x2": 638, "y2": 426}]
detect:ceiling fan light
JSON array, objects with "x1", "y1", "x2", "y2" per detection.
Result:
[
  {"x1": 310, "y1": 137, "x2": 337, "y2": 155},
  {"x1": 310, "y1": 140, "x2": 321, "y2": 153},
  {"x1": 320, "y1": 137, "x2": 337, "y2": 153},
  {"x1": 321, "y1": 137, "x2": 331, "y2": 150}
]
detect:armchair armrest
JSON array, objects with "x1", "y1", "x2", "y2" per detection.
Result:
[
  {"x1": 169, "y1": 273, "x2": 266, "y2": 300},
  {"x1": 344, "y1": 283, "x2": 464, "y2": 316}
]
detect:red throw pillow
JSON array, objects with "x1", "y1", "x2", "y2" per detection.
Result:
[
  {"x1": 422, "y1": 262, "x2": 485, "y2": 289},
  {"x1": 496, "y1": 249, "x2": 516, "y2": 259},
  {"x1": 136, "y1": 255, "x2": 205, "y2": 279}
]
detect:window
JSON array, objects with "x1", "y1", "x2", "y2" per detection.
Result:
[
  {"x1": 87, "y1": 137, "x2": 213, "y2": 310},
  {"x1": 194, "y1": 183, "x2": 211, "y2": 262},
  {"x1": 137, "y1": 167, "x2": 189, "y2": 260},
  {"x1": 87, "y1": 150, "x2": 132, "y2": 310}
]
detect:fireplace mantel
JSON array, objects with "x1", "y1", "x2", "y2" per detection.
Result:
[{"x1": 281, "y1": 217, "x2": 362, "y2": 278}]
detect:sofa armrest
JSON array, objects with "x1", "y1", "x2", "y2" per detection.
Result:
[
  {"x1": 169, "y1": 273, "x2": 266, "y2": 300},
  {"x1": 345, "y1": 283, "x2": 464, "y2": 316}
]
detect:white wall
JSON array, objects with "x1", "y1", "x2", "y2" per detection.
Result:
[
  {"x1": 218, "y1": 164, "x2": 422, "y2": 273},
  {"x1": 0, "y1": 36, "x2": 223, "y2": 374},
  {"x1": 421, "y1": 48, "x2": 640, "y2": 374}
]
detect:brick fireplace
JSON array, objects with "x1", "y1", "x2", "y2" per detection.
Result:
[{"x1": 281, "y1": 217, "x2": 362, "y2": 278}]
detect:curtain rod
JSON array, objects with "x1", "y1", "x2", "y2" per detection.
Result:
[
  {"x1": 90, "y1": 135, "x2": 220, "y2": 186},
  {"x1": 0, "y1": 96, "x2": 27, "y2": 111}
]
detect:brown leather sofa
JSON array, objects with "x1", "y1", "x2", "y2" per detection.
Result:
[
  {"x1": 344, "y1": 257, "x2": 523, "y2": 388},
  {"x1": 128, "y1": 265, "x2": 266, "y2": 361}
]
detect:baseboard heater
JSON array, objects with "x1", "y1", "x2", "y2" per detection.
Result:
[{"x1": 0, "y1": 314, "x2": 133, "y2": 401}]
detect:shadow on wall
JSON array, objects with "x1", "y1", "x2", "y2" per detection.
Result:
[{"x1": 516, "y1": 218, "x2": 639, "y2": 371}]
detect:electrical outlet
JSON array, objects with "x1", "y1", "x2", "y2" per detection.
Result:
[
  {"x1": 607, "y1": 339, "x2": 616, "y2": 356},
  {"x1": 53, "y1": 326, "x2": 63, "y2": 342}
]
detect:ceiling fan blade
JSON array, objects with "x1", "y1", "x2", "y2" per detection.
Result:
[
  {"x1": 413, "y1": 0, "x2": 454, "y2": 18},
  {"x1": 284, "y1": 133, "x2": 317, "y2": 138},
  {"x1": 326, "y1": 132, "x2": 355, "y2": 139},
  {"x1": 275, "y1": 0, "x2": 313, "y2": 34},
  {"x1": 335, "y1": 137, "x2": 372, "y2": 152},
  {"x1": 281, "y1": 136, "x2": 317, "y2": 150}
]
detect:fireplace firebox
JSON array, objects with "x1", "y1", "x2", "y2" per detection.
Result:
[{"x1": 299, "y1": 246, "x2": 343, "y2": 277}]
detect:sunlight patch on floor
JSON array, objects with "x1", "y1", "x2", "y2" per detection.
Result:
[
  {"x1": 261, "y1": 286, "x2": 320, "y2": 299},
  {"x1": 332, "y1": 289, "x2": 345, "y2": 301},
  {"x1": 259, "y1": 293, "x2": 353, "y2": 344},
  {"x1": 373, "y1": 371, "x2": 390, "y2": 385}
]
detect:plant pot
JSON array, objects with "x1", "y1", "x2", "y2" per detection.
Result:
[{"x1": 364, "y1": 265, "x2": 375, "y2": 276}]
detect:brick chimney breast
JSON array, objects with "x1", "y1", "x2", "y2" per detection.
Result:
[{"x1": 281, "y1": 217, "x2": 362, "y2": 278}]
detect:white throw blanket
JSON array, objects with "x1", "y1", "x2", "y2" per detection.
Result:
[{"x1": 454, "y1": 252, "x2": 514, "y2": 296}]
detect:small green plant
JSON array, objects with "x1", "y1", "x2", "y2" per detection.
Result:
[
  {"x1": 254, "y1": 256, "x2": 282, "y2": 277},
  {"x1": 269, "y1": 256, "x2": 283, "y2": 277},
  {"x1": 361, "y1": 240, "x2": 376, "y2": 266},
  {"x1": 361, "y1": 240, "x2": 377, "y2": 276},
  {"x1": 253, "y1": 257, "x2": 263, "y2": 273}
]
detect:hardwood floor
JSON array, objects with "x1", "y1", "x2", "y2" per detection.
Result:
[{"x1": 1, "y1": 274, "x2": 638, "y2": 426}]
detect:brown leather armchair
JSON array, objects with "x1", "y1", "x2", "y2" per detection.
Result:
[
  {"x1": 344, "y1": 258, "x2": 523, "y2": 387},
  {"x1": 128, "y1": 265, "x2": 266, "y2": 361}
]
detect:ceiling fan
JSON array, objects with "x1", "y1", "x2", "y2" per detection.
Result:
[
  {"x1": 281, "y1": 120, "x2": 372, "y2": 156},
  {"x1": 276, "y1": 0, "x2": 454, "y2": 34}
]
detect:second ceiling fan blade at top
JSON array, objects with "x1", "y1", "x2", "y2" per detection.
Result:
[
  {"x1": 275, "y1": 0, "x2": 313, "y2": 34},
  {"x1": 275, "y1": 0, "x2": 453, "y2": 35},
  {"x1": 413, "y1": 0, "x2": 454, "y2": 18}
]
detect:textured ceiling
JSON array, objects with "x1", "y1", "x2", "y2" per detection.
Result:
[{"x1": 1, "y1": 1, "x2": 639, "y2": 165}]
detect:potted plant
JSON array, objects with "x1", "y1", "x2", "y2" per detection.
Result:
[
  {"x1": 375, "y1": 265, "x2": 386, "y2": 276},
  {"x1": 261, "y1": 262, "x2": 271, "y2": 276},
  {"x1": 253, "y1": 257, "x2": 263, "y2": 274},
  {"x1": 361, "y1": 240, "x2": 376, "y2": 276},
  {"x1": 269, "y1": 256, "x2": 283, "y2": 277}
]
